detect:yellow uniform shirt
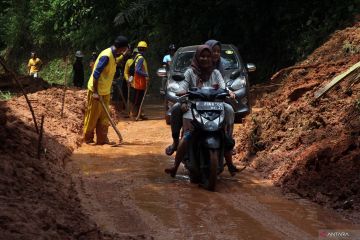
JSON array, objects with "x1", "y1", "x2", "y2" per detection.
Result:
[
  {"x1": 87, "y1": 48, "x2": 116, "y2": 95},
  {"x1": 28, "y1": 58, "x2": 42, "y2": 74},
  {"x1": 124, "y1": 58, "x2": 134, "y2": 86}
]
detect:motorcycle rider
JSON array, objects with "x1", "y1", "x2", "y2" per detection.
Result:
[
  {"x1": 165, "y1": 40, "x2": 227, "y2": 157},
  {"x1": 162, "y1": 44, "x2": 176, "y2": 69},
  {"x1": 164, "y1": 45, "x2": 238, "y2": 177},
  {"x1": 161, "y1": 44, "x2": 176, "y2": 93}
]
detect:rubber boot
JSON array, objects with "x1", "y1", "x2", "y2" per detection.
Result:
[
  {"x1": 96, "y1": 125, "x2": 110, "y2": 145},
  {"x1": 84, "y1": 131, "x2": 95, "y2": 144},
  {"x1": 130, "y1": 103, "x2": 139, "y2": 121},
  {"x1": 165, "y1": 138, "x2": 187, "y2": 177}
]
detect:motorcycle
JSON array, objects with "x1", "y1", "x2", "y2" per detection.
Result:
[{"x1": 178, "y1": 87, "x2": 230, "y2": 191}]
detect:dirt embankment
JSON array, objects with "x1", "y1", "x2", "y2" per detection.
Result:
[
  {"x1": 0, "y1": 73, "x2": 51, "y2": 94},
  {"x1": 0, "y1": 86, "x2": 130, "y2": 239},
  {"x1": 234, "y1": 22, "x2": 360, "y2": 222}
]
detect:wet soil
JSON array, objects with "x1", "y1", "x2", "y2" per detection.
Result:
[
  {"x1": 0, "y1": 87, "x2": 129, "y2": 239},
  {"x1": 234, "y1": 21, "x2": 360, "y2": 222},
  {"x1": 69, "y1": 103, "x2": 359, "y2": 240}
]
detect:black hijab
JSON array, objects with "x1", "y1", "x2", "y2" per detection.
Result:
[
  {"x1": 205, "y1": 39, "x2": 224, "y2": 75},
  {"x1": 191, "y1": 45, "x2": 214, "y2": 86}
]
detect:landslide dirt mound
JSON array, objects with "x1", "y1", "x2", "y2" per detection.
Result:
[
  {"x1": 0, "y1": 88, "x2": 133, "y2": 239},
  {"x1": 234, "y1": 22, "x2": 360, "y2": 222},
  {"x1": 0, "y1": 73, "x2": 50, "y2": 94}
]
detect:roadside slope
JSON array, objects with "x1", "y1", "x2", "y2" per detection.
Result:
[
  {"x1": 234, "y1": 21, "x2": 360, "y2": 222},
  {"x1": 0, "y1": 87, "x2": 127, "y2": 239}
]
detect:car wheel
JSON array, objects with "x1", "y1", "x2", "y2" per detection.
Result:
[{"x1": 234, "y1": 114, "x2": 243, "y2": 123}]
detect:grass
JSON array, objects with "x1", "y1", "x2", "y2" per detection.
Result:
[
  {"x1": 0, "y1": 90, "x2": 13, "y2": 100},
  {"x1": 40, "y1": 58, "x2": 73, "y2": 86}
]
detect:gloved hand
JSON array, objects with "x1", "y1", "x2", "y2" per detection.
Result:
[{"x1": 92, "y1": 92, "x2": 100, "y2": 100}]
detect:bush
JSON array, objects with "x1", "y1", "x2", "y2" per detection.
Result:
[
  {"x1": 0, "y1": 90, "x2": 13, "y2": 100},
  {"x1": 40, "y1": 58, "x2": 73, "y2": 86}
]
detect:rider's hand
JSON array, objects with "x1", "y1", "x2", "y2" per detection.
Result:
[
  {"x1": 181, "y1": 103, "x2": 188, "y2": 113},
  {"x1": 92, "y1": 92, "x2": 100, "y2": 100},
  {"x1": 229, "y1": 90, "x2": 236, "y2": 99},
  {"x1": 176, "y1": 90, "x2": 187, "y2": 96}
]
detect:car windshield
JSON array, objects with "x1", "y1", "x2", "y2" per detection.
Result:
[{"x1": 173, "y1": 49, "x2": 240, "y2": 72}]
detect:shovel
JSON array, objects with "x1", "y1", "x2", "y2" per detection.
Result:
[
  {"x1": 135, "y1": 87, "x2": 148, "y2": 121},
  {"x1": 99, "y1": 96, "x2": 123, "y2": 144}
]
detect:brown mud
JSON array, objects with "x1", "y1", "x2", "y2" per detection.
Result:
[
  {"x1": 0, "y1": 87, "x2": 135, "y2": 239},
  {"x1": 69, "y1": 103, "x2": 359, "y2": 240},
  {"x1": 234, "y1": 21, "x2": 360, "y2": 222}
]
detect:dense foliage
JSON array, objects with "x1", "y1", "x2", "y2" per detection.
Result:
[{"x1": 0, "y1": 0, "x2": 358, "y2": 85}]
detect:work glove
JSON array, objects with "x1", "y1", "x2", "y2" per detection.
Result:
[
  {"x1": 128, "y1": 76, "x2": 134, "y2": 83},
  {"x1": 92, "y1": 93, "x2": 100, "y2": 100}
]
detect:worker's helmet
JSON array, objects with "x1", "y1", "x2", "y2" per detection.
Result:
[
  {"x1": 137, "y1": 41, "x2": 148, "y2": 48},
  {"x1": 169, "y1": 44, "x2": 176, "y2": 50},
  {"x1": 75, "y1": 50, "x2": 84, "y2": 58}
]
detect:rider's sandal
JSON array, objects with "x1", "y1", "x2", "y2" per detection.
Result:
[
  {"x1": 164, "y1": 167, "x2": 176, "y2": 178},
  {"x1": 228, "y1": 164, "x2": 240, "y2": 177},
  {"x1": 165, "y1": 144, "x2": 177, "y2": 156}
]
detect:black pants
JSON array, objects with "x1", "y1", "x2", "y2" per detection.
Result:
[
  {"x1": 121, "y1": 79, "x2": 128, "y2": 102},
  {"x1": 170, "y1": 103, "x2": 183, "y2": 140},
  {"x1": 130, "y1": 87, "x2": 145, "y2": 115}
]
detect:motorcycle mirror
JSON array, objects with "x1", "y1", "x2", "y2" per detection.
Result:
[
  {"x1": 172, "y1": 73, "x2": 185, "y2": 81},
  {"x1": 230, "y1": 70, "x2": 241, "y2": 80},
  {"x1": 156, "y1": 68, "x2": 167, "y2": 77}
]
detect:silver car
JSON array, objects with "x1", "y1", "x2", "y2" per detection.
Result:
[{"x1": 157, "y1": 44, "x2": 256, "y2": 124}]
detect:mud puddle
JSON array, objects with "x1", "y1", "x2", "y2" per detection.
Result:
[{"x1": 68, "y1": 101, "x2": 359, "y2": 240}]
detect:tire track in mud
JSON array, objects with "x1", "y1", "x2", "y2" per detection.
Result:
[
  {"x1": 69, "y1": 103, "x2": 358, "y2": 240},
  {"x1": 219, "y1": 179, "x2": 313, "y2": 240}
]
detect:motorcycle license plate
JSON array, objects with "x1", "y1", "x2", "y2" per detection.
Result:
[{"x1": 196, "y1": 102, "x2": 224, "y2": 111}]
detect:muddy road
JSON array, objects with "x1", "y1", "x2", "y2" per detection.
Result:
[{"x1": 68, "y1": 101, "x2": 358, "y2": 240}]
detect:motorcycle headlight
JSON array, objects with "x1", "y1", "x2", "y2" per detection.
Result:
[
  {"x1": 193, "y1": 108, "x2": 202, "y2": 124},
  {"x1": 219, "y1": 110, "x2": 225, "y2": 124},
  {"x1": 193, "y1": 109, "x2": 225, "y2": 131}
]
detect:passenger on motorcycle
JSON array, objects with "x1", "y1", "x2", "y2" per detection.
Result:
[
  {"x1": 164, "y1": 45, "x2": 239, "y2": 177},
  {"x1": 204, "y1": 39, "x2": 225, "y2": 76},
  {"x1": 205, "y1": 39, "x2": 236, "y2": 148},
  {"x1": 162, "y1": 44, "x2": 176, "y2": 69}
]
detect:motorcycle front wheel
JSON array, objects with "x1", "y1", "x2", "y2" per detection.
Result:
[{"x1": 202, "y1": 149, "x2": 219, "y2": 191}]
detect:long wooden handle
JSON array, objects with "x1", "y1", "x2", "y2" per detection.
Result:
[
  {"x1": 99, "y1": 96, "x2": 123, "y2": 142},
  {"x1": 135, "y1": 88, "x2": 148, "y2": 121}
]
